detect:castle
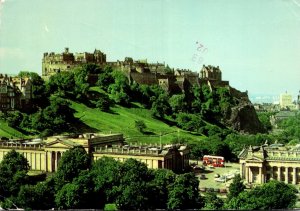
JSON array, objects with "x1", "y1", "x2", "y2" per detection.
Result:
[
  {"x1": 42, "y1": 48, "x2": 106, "y2": 78},
  {"x1": 0, "y1": 74, "x2": 32, "y2": 111},
  {"x1": 42, "y1": 48, "x2": 231, "y2": 94}
]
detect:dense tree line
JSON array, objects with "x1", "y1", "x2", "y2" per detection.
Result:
[{"x1": 277, "y1": 112, "x2": 300, "y2": 144}]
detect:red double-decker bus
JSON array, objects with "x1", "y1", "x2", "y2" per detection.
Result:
[{"x1": 202, "y1": 155, "x2": 225, "y2": 167}]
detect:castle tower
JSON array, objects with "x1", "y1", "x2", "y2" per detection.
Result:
[{"x1": 199, "y1": 65, "x2": 222, "y2": 81}]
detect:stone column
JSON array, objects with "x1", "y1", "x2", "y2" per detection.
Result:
[
  {"x1": 45, "y1": 152, "x2": 48, "y2": 172},
  {"x1": 293, "y1": 168, "x2": 297, "y2": 185},
  {"x1": 55, "y1": 152, "x2": 58, "y2": 172},
  {"x1": 259, "y1": 167, "x2": 263, "y2": 184},
  {"x1": 245, "y1": 166, "x2": 249, "y2": 183},
  {"x1": 270, "y1": 167, "x2": 274, "y2": 180},
  {"x1": 285, "y1": 167, "x2": 289, "y2": 184},
  {"x1": 278, "y1": 167, "x2": 281, "y2": 182}
]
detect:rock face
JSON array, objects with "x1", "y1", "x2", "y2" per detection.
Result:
[
  {"x1": 223, "y1": 86, "x2": 265, "y2": 134},
  {"x1": 228, "y1": 102, "x2": 265, "y2": 134}
]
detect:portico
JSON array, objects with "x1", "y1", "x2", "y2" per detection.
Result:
[{"x1": 239, "y1": 144, "x2": 300, "y2": 185}]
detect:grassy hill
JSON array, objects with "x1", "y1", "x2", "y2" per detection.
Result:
[
  {"x1": 0, "y1": 120, "x2": 26, "y2": 139},
  {"x1": 0, "y1": 100, "x2": 204, "y2": 144},
  {"x1": 0, "y1": 85, "x2": 205, "y2": 144},
  {"x1": 70, "y1": 100, "x2": 204, "y2": 144}
]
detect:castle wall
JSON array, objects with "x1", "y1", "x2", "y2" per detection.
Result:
[{"x1": 129, "y1": 72, "x2": 158, "y2": 85}]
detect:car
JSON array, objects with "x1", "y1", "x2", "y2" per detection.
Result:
[
  {"x1": 215, "y1": 176, "x2": 227, "y2": 183},
  {"x1": 226, "y1": 174, "x2": 235, "y2": 179}
]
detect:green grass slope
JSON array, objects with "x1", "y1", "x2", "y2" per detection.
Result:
[
  {"x1": 0, "y1": 120, "x2": 26, "y2": 139},
  {"x1": 70, "y1": 101, "x2": 204, "y2": 144}
]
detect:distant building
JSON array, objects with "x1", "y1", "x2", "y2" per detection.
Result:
[
  {"x1": 42, "y1": 47, "x2": 106, "y2": 79},
  {"x1": 239, "y1": 143, "x2": 300, "y2": 185},
  {"x1": 42, "y1": 48, "x2": 233, "y2": 94},
  {"x1": 0, "y1": 133, "x2": 189, "y2": 173},
  {"x1": 199, "y1": 65, "x2": 222, "y2": 81},
  {"x1": 0, "y1": 74, "x2": 32, "y2": 111},
  {"x1": 270, "y1": 111, "x2": 296, "y2": 128},
  {"x1": 93, "y1": 144, "x2": 189, "y2": 173},
  {"x1": 279, "y1": 92, "x2": 294, "y2": 110}
]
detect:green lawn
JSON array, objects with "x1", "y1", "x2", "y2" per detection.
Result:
[
  {"x1": 195, "y1": 162, "x2": 240, "y2": 189},
  {"x1": 70, "y1": 100, "x2": 204, "y2": 144}
]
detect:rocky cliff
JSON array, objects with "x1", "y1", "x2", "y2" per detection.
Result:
[
  {"x1": 226, "y1": 87, "x2": 265, "y2": 134},
  {"x1": 228, "y1": 102, "x2": 265, "y2": 134}
]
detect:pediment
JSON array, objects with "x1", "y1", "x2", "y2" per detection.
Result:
[
  {"x1": 45, "y1": 139, "x2": 78, "y2": 149},
  {"x1": 245, "y1": 155, "x2": 264, "y2": 162}
]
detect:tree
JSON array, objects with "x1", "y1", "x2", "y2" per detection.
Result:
[
  {"x1": 169, "y1": 94, "x2": 186, "y2": 113},
  {"x1": 29, "y1": 96, "x2": 76, "y2": 133},
  {"x1": 257, "y1": 112, "x2": 273, "y2": 131},
  {"x1": 189, "y1": 135, "x2": 233, "y2": 161},
  {"x1": 83, "y1": 63, "x2": 101, "y2": 74},
  {"x1": 203, "y1": 192, "x2": 224, "y2": 210},
  {"x1": 224, "y1": 180, "x2": 297, "y2": 210},
  {"x1": 0, "y1": 150, "x2": 29, "y2": 197},
  {"x1": 46, "y1": 71, "x2": 75, "y2": 97},
  {"x1": 56, "y1": 146, "x2": 90, "y2": 185},
  {"x1": 16, "y1": 180, "x2": 55, "y2": 210},
  {"x1": 108, "y1": 71, "x2": 131, "y2": 106},
  {"x1": 151, "y1": 94, "x2": 170, "y2": 118},
  {"x1": 6, "y1": 111, "x2": 24, "y2": 128},
  {"x1": 55, "y1": 171, "x2": 103, "y2": 209},
  {"x1": 227, "y1": 174, "x2": 245, "y2": 200},
  {"x1": 149, "y1": 169, "x2": 176, "y2": 209},
  {"x1": 73, "y1": 67, "x2": 90, "y2": 100},
  {"x1": 176, "y1": 113, "x2": 205, "y2": 132},
  {"x1": 91, "y1": 157, "x2": 122, "y2": 202},
  {"x1": 114, "y1": 159, "x2": 153, "y2": 210},
  {"x1": 97, "y1": 66, "x2": 114, "y2": 91},
  {"x1": 167, "y1": 173, "x2": 202, "y2": 210},
  {"x1": 95, "y1": 93, "x2": 111, "y2": 111},
  {"x1": 253, "y1": 180, "x2": 297, "y2": 209},
  {"x1": 135, "y1": 120, "x2": 147, "y2": 133}
]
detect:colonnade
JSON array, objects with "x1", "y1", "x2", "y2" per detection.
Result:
[{"x1": 244, "y1": 165, "x2": 299, "y2": 185}]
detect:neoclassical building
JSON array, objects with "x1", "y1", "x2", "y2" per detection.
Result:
[
  {"x1": 239, "y1": 143, "x2": 300, "y2": 185},
  {"x1": 0, "y1": 133, "x2": 189, "y2": 173},
  {"x1": 93, "y1": 144, "x2": 189, "y2": 173}
]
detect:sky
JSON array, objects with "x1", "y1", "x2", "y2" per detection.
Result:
[{"x1": 0, "y1": 0, "x2": 300, "y2": 101}]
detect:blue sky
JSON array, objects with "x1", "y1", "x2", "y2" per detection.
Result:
[{"x1": 0, "y1": 0, "x2": 300, "y2": 100}]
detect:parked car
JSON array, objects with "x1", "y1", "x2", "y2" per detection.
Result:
[{"x1": 215, "y1": 175, "x2": 227, "y2": 183}]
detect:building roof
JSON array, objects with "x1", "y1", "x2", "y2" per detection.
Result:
[{"x1": 239, "y1": 144, "x2": 300, "y2": 162}]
